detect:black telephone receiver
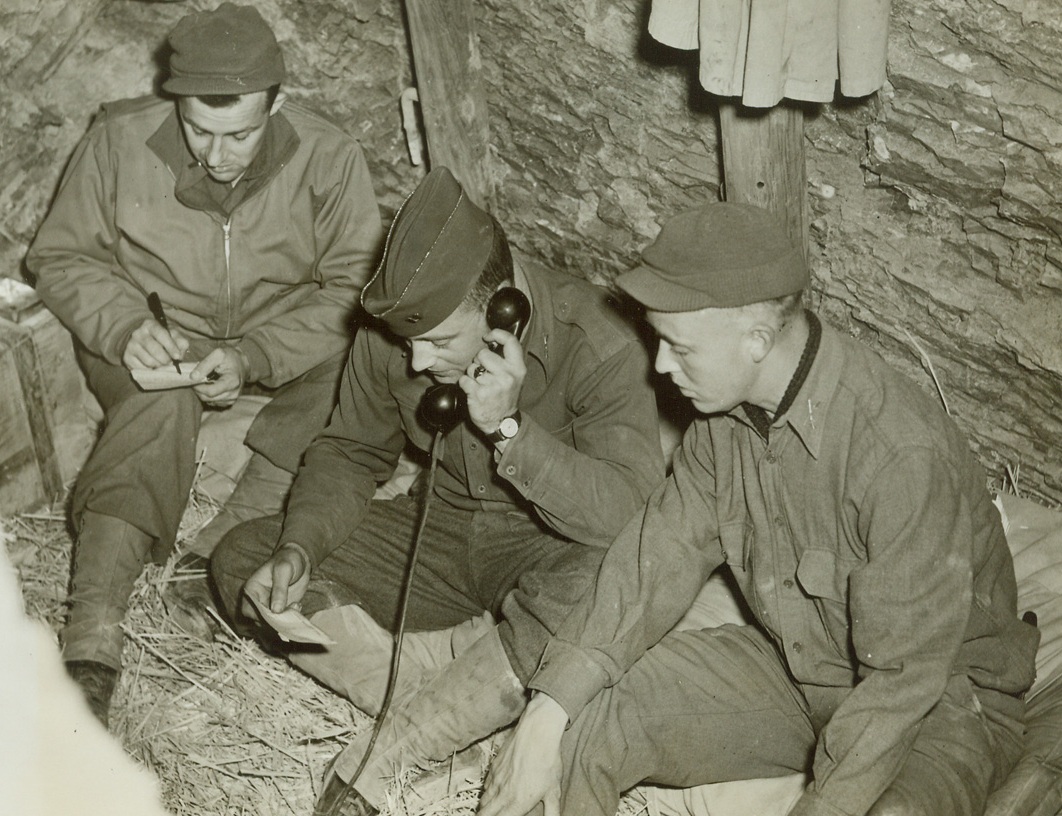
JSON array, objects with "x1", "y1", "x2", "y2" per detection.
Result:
[{"x1": 418, "y1": 286, "x2": 531, "y2": 433}]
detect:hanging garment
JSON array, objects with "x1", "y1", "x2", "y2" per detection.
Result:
[{"x1": 648, "y1": 0, "x2": 891, "y2": 107}]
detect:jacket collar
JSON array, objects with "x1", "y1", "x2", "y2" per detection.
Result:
[{"x1": 146, "y1": 104, "x2": 300, "y2": 217}]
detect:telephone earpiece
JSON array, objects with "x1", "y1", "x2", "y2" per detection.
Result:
[
  {"x1": 475, "y1": 286, "x2": 531, "y2": 377},
  {"x1": 418, "y1": 286, "x2": 531, "y2": 434},
  {"x1": 486, "y1": 286, "x2": 531, "y2": 343}
]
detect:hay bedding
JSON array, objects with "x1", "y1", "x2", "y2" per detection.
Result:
[
  {"x1": 5, "y1": 489, "x2": 646, "y2": 816},
  {"x1": 4, "y1": 488, "x2": 484, "y2": 816}
]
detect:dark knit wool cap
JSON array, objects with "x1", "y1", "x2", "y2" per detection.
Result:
[
  {"x1": 361, "y1": 168, "x2": 495, "y2": 338},
  {"x1": 617, "y1": 202, "x2": 808, "y2": 312},
  {"x1": 162, "y1": 3, "x2": 285, "y2": 96}
]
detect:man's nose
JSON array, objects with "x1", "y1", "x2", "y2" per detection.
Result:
[
  {"x1": 655, "y1": 342, "x2": 677, "y2": 375},
  {"x1": 206, "y1": 136, "x2": 224, "y2": 167},
  {"x1": 409, "y1": 342, "x2": 434, "y2": 372}
]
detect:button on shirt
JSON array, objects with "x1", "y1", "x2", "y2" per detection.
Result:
[
  {"x1": 530, "y1": 322, "x2": 1038, "y2": 816},
  {"x1": 281, "y1": 260, "x2": 664, "y2": 566}
]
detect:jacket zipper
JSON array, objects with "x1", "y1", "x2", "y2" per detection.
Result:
[{"x1": 223, "y1": 218, "x2": 233, "y2": 336}]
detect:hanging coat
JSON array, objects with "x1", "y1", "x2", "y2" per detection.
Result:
[{"x1": 648, "y1": 0, "x2": 892, "y2": 107}]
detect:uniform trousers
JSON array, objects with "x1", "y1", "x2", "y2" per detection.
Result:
[
  {"x1": 62, "y1": 347, "x2": 344, "y2": 669},
  {"x1": 212, "y1": 497, "x2": 604, "y2": 729},
  {"x1": 555, "y1": 623, "x2": 1026, "y2": 816}
]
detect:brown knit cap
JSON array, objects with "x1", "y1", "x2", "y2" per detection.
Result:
[
  {"x1": 617, "y1": 202, "x2": 808, "y2": 311},
  {"x1": 361, "y1": 168, "x2": 495, "y2": 338},
  {"x1": 162, "y1": 3, "x2": 285, "y2": 96}
]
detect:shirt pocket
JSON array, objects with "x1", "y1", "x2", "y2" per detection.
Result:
[{"x1": 796, "y1": 548, "x2": 851, "y2": 657}]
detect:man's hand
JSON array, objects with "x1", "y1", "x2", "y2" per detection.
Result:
[
  {"x1": 478, "y1": 693, "x2": 568, "y2": 816},
  {"x1": 460, "y1": 329, "x2": 526, "y2": 437},
  {"x1": 241, "y1": 543, "x2": 312, "y2": 620},
  {"x1": 123, "y1": 316, "x2": 190, "y2": 371},
  {"x1": 192, "y1": 346, "x2": 249, "y2": 408}
]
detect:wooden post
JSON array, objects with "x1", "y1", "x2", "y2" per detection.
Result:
[
  {"x1": 718, "y1": 102, "x2": 809, "y2": 259},
  {"x1": 404, "y1": 0, "x2": 495, "y2": 210}
]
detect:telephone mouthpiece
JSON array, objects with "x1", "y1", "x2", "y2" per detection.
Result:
[{"x1": 419, "y1": 383, "x2": 465, "y2": 433}]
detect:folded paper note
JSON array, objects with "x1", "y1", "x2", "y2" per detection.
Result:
[
  {"x1": 130, "y1": 363, "x2": 208, "y2": 390},
  {"x1": 247, "y1": 592, "x2": 336, "y2": 646}
]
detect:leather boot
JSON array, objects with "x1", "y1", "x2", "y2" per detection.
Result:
[
  {"x1": 162, "y1": 553, "x2": 220, "y2": 642},
  {"x1": 65, "y1": 659, "x2": 120, "y2": 728},
  {"x1": 186, "y1": 452, "x2": 294, "y2": 558},
  {"x1": 337, "y1": 627, "x2": 527, "y2": 808},
  {"x1": 62, "y1": 512, "x2": 154, "y2": 664},
  {"x1": 314, "y1": 757, "x2": 379, "y2": 816},
  {"x1": 61, "y1": 512, "x2": 153, "y2": 725}
]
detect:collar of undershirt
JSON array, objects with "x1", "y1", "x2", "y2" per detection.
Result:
[{"x1": 742, "y1": 311, "x2": 822, "y2": 442}]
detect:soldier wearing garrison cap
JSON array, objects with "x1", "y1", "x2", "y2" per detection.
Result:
[
  {"x1": 212, "y1": 167, "x2": 665, "y2": 815},
  {"x1": 480, "y1": 201, "x2": 1038, "y2": 816},
  {"x1": 27, "y1": 3, "x2": 383, "y2": 726}
]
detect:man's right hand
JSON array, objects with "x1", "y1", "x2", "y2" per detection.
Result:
[
  {"x1": 241, "y1": 543, "x2": 312, "y2": 620},
  {"x1": 477, "y1": 693, "x2": 568, "y2": 816},
  {"x1": 123, "y1": 316, "x2": 190, "y2": 371}
]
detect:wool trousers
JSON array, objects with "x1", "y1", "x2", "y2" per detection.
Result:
[
  {"x1": 554, "y1": 623, "x2": 1026, "y2": 816},
  {"x1": 213, "y1": 496, "x2": 605, "y2": 692}
]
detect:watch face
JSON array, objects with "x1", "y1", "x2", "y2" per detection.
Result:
[{"x1": 500, "y1": 416, "x2": 520, "y2": 438}]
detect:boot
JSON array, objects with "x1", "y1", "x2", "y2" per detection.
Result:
[
  {"x1": 338, "y1": 627, "x2": 528, "y2": 809},
  {"x1": 186, "y1": 452, "x2": 294, "y2": 558},
  {"x1": 162, "y1": 553, "x2": 220, "y2": 641},
  {"x1": 290, "y1": 605, "x2": 493, "y2": 717},
  {"x1": 65, "y1": 659, "x2": 120, "y2": 728},
  {"x1": 315, "y1": 757, "x2": 379, "y2": 816},
  {"x1": 61, "y1": 511, "x2": 154, "y2": 722}
]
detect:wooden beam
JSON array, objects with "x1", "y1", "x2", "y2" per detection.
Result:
[
  {"x1": 404, "y1": 0, "x2": 495, "y2": 209},
  {"x1": 718, "y1": 103, "x2": 809, "y2": 259}
]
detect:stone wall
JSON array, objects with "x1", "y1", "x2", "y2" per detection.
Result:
[{"x1": 1, "y1": 0, "x2": 1058, "y2": 503}]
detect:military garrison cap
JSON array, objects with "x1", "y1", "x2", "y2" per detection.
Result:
[{"x1": 361, "y1": 168, "x2": 495, "y2": 337}]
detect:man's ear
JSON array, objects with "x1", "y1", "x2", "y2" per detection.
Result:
[
  {"x1": 747, "y1": 322, "x2": 776, "y2": 364},
  {"x1": 269, "y1": 92, "x2": 288, "y2": 116}
]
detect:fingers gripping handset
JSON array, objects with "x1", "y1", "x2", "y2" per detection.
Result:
[{"x1": 418, "y1": 286, "x2": 531, "y2": 433}]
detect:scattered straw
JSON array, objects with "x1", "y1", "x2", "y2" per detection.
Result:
[{"x1": 5, "y1": 495, "x2": 649, "y2": 816}]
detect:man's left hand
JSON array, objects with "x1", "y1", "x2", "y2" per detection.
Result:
[
  {"x1": 192, "y1": 346, "x2": 248, "y2": 408},
  {"x1": 460, "y1": 329, "x2": 526, "y2": 437}
]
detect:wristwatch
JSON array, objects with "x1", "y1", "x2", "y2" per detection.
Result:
[{"x1": 487, "y1": 411, "x2": 522, "y2": 444}]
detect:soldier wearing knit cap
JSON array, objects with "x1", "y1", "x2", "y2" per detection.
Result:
[
  {"x1": 480, "y1": 201, "x2": 1037, "y2": 816},
  {"x1": 27, "y1": 3, "x2": 383, "y2": 725},
  {"x1": 211, "y1": 167, "x2": 666, "y2": 815}
]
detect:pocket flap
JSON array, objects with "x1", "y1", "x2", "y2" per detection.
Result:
[{"x1": 797, "y1": 548, "x2": 845, "y2": 601}]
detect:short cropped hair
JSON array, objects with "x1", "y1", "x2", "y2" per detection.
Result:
[
  {"x1": 744, "y1": 291, "x2": 805, "y2": 331},
  {"x1": 460, "y1": 214, "x2": 514, "y2": 311},
  {"x1": 195, "y1": 84, "x2": 281, "y2": 112}
]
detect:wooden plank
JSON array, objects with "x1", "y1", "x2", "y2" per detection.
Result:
[
  {"x1": 18, "y1": 305, "x2": 97, "y2": 486},
  {"x1": 718, "y1": 102, "x2": 809, "y2": 259},
  {"x1": 0, "y1": 323, "x2": 45, "y2": 513},
  {"x1": 404, "y1": 0, "x2": 495, "y2": 209}
]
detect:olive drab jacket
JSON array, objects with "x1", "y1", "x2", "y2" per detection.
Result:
[{"x1": 27, "y1": 95, "x2": 382, "y2": 388}]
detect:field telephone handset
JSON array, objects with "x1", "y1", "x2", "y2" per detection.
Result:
[
  {"x1": 418, "y1": 286, "x2": 532, "y2": 433},
  {"x1": 330, "y1": 285, "x2": 531, "y2": 812}
]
